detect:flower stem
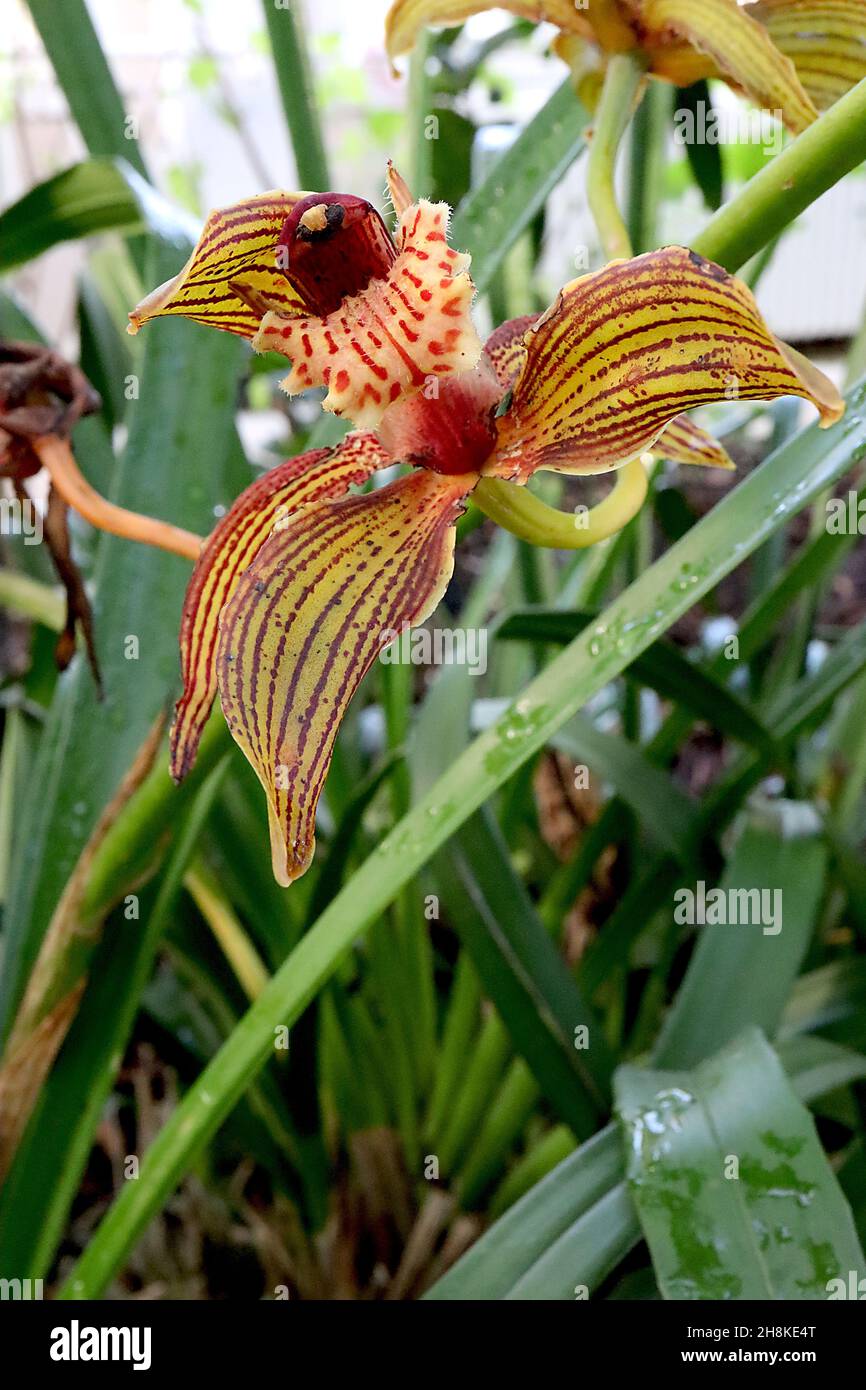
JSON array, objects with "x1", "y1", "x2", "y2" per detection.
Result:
[
  {"x1": 407, "y1": 29, "x2": 433, "y2": 198},
  {"x1": 693, "y1": 76, "x2": 866, "y2": 271},
  {"x1": 474, "y1": 460, "x2": 648, "y2": 549},
  {"x1": 586, "y1": 51, "x2": 647, "y2": 262},
  {"x1": 479, "y1": 54, "x2": 649, "y2": 553},
  {"x1": 35, "y1": 436, "x2": 203, "y2": 562}
]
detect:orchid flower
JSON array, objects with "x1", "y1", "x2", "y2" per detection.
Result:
[
  {"x1": 125, "y1": 167, "x2": 841, "y2": 886},
  {"x1": 385, "y1": 0, "x2": 866, "y2": 133}
]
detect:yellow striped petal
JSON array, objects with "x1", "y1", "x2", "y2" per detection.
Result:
[
  {"x1": 752, "y1": 0, "x2": 866, "y2": 109},
  {"x1": 639, "y1": 0, "x2": 818, "y2": 132},
  {"x1": 485, "y1": 315, "x2": 534, "y2": 389},
  {"x1": 171, "y1": 433, "x2": 390, "y2": 782},
  {"x1": 128, "y1": 193, "x2": 308, "y2": 337},
  {"x1": 385, "y1": 0, "x2": 595, "y2": 62},
  {"x1": 486, "y1": 319, "x2": 736, "y2": 469},
  {"x1": 255, "y1": 199, "x2": 481, "y2": 429},
  {"x1": 217, "y1": 469, "x2": 473, "y2": 885},
  {"x1": 489, "y1": 246, "x2": 843, "y2": 481},
  {"x1": 656, "y1": 414, "x2": 735, "y2": 469}
]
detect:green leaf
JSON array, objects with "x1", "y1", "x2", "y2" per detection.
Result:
[
  {"x1": 430, "y1": 107, "x2": 475, "y2": 208},
  {"x1": 442, "y1": 808, "x2": 612, "y2": 1134},
  {"x1": 675, "y1": 82, "x2": 723, "y2": 210},
  {"x1": 617, "y1": 1028, "x2": 865, "y2": 1299},
  {"x1": 488, "y1": 1124, "x2": 575, "y2": 1217},
  {"x1": 770, "y1": 623, "x2": 866, "y2": 737},
  {"x1": 451, "y1": 80, "x2": 587, "y2": 293},
  {"x1": 27, "y1": 0, "x2": 148, "y2": 175},
  {"x1": 0, "y1": 240, "x2": 250, "y2": 1042},
  {"x1": 427, "y1": 1032, "x2": 865, "y2": 1299},
  {"x1": 738, "y1": 494, "x2": 865, "y2": 662},
  {"x1": 496, "y1": 607, "x2": 774, "y2": 754},
  {"x1": 654, "y1": 811, "x2": 828, "y2": 1068},
  {"x1": 552, "y1": 717, "x2": 704, "y2": 866},
  {"x1": 0, "y1": 158, "x2": 195, "y2": 272},
  {"x1": 260, "y1": 0, "x2": 330, "y2": 189},
  {"x1": 777, "y1": 1034, "x2": 866, "y2": 1104},
  {"x1": 781, "y1": 959, "x2": 866, "y2": 1040},
  {"x1": 426, "y1": 1125, "x2": 627, "y2": 1300},
  {"x1": 78, "y1": 271, "x2": 134, "y2": 431},
  {"x1": 505, "y1": 1185, "x2": 638, "y2": 1300},
  {"x1": 0, "y1": 762, "x2": 229, "y2": 1278}
]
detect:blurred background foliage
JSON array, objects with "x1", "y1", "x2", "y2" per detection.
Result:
[{"x1": 1, "y1": 0, "x2": 866, "y2": 1301}]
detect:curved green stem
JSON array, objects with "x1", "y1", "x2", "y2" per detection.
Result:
[
  {"x1": 473, "y1": 462, "x2": 648, "y2": 549},
  {"x1": 586, "y1": 51, "x2": 647, "y2": 261}
]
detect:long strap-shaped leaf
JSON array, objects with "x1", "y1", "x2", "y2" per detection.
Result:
[
  {"x1": 617, "y1": 1029, "x2": 865, "y2": 1300},
  {"x1": 653, "y1": 816, "x2": 828, "y2": 1068},
  {"x1": 428, "y1": 1125, "x2": 625, "y2": 1300},
  {"x1": 496, "y1": 607, "x2": 775, "y2": 755}
]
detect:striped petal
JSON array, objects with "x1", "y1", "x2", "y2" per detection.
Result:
[
  {"x1": 217, "y1": 469, "x2": 473, "y2": 885},
  {"x1": 488, "y1": 246, "x2": 843, "y2": 482},
  {"x1": 655, "y1": 415, "x2": 734, "y2": 469},
  {"x1": 639, "y1": 0, "x2": 818, "y2": 132},
  {"x1": 752, "y1": 0, "x2": 866, "y2": 109},
  {"x1": 385, "y1": 1, "x2": 595, "y2": 62},
  {"x1": 487, "y1": 321, "x2": 735, "y2": 469},
  {"x1": 485, "y1": 315, "x2": 535, "y2": 390},
  {"x1": 171, "y1": 433, "x2": 390, "y2": 782},
  {"x1": 128, "y1": 193, "x2": 307, "y2": 337},
  {"x1": 255, "y1": 199, "x2": 481, "y2": 429}
]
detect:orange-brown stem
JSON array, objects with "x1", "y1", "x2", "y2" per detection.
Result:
[{"x1": 34, "y1": 435, "x2": 203, "y2": 562}]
